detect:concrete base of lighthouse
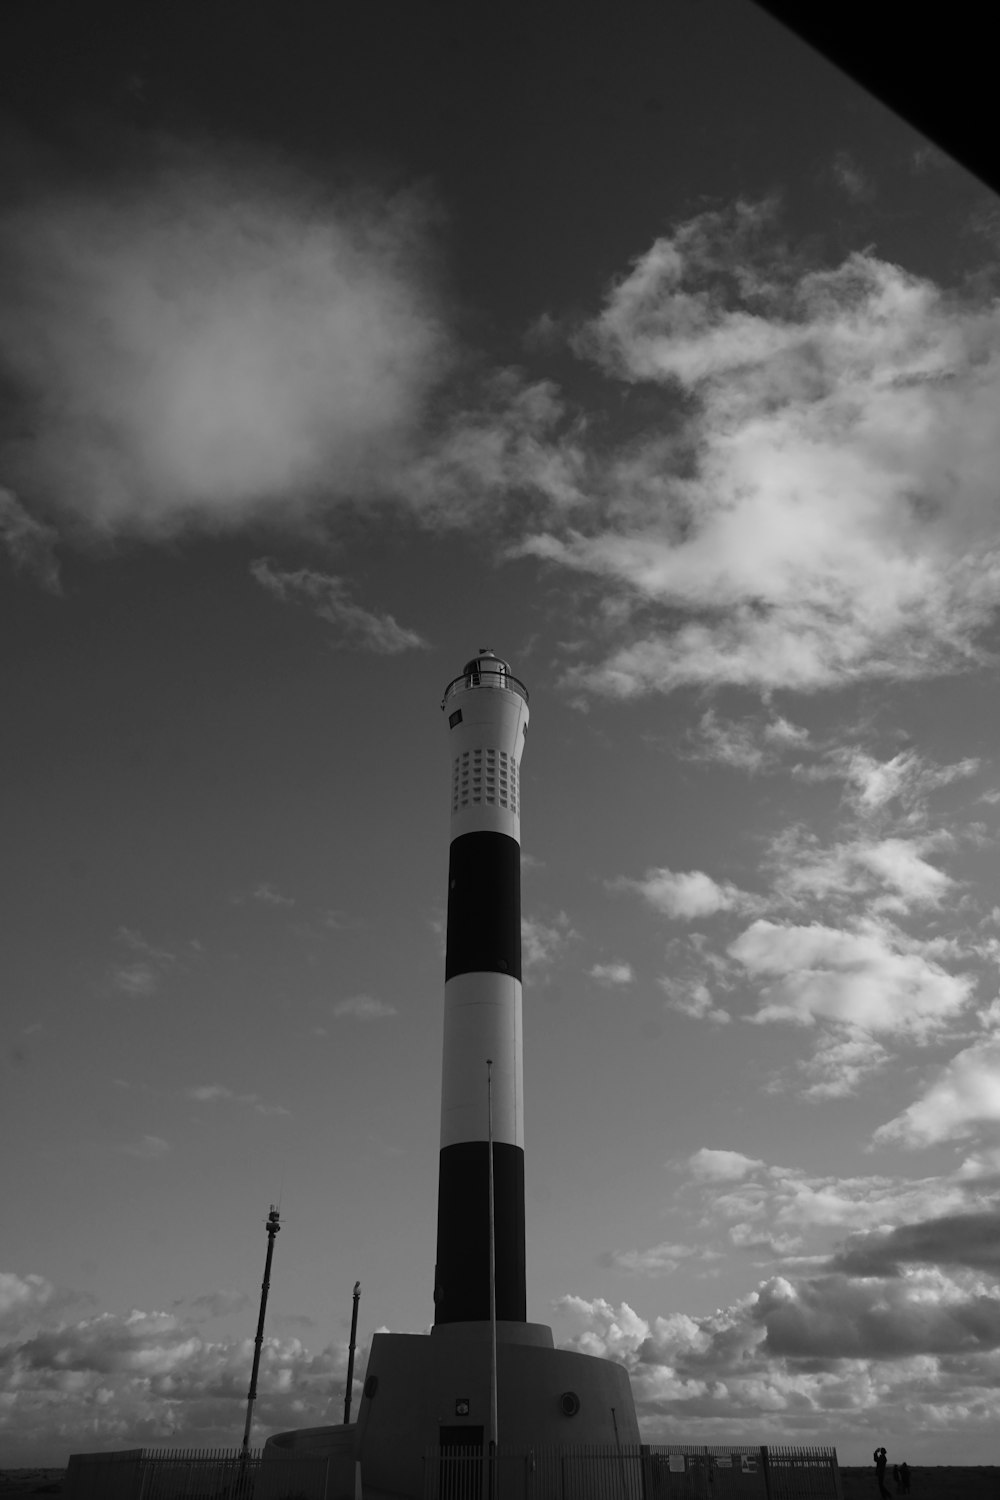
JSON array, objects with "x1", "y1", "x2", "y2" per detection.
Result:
[{"x1": 267, "y1": 1320, "x2": 639, "y2": 1500}]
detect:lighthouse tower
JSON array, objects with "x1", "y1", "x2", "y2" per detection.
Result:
[
  {"x1": 436, "y1": 650, "x2": 529, "y2": 1325},
  {"x1": 267, "y1": 651, "x2": 639, "y2": 1500}
]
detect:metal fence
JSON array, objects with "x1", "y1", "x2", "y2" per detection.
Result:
[
  {"x1": 65, "y1": 1438, "x2": 840, "y2": 1500},
  {"x1": 766, "y1": 1447, "x2": 843, "y2": 1500},
  {"x1": 65, "y1": 1445, "x2": 331, "y2": 1500},
  {"x1": 422, "y1": 1443, "x2": 842, "y2": 1500}
]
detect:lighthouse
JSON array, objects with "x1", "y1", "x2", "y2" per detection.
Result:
[
  {"x1": 435, "y1": 650, "x2": 530, "y2": 1325},
  {"x1": 267, "y1": 651, "x2": 639, "y2": 1499}
]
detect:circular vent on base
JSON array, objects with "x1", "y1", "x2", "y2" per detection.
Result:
[
  {"x1": 560, "y1": 1391, "x2": 581, "y2": 1417},
  {"x1": 364, "y1": 1375, "x2": 378, "y2": 1399}
]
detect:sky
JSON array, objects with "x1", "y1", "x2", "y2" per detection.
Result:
[{"x1": 3, "y1": 0, "x2": 1000, "y2": 1471}]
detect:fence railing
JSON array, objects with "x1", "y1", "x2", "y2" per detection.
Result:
[
  {"x1": 65, "y1": 1445, "x2": 331, "y2": 1500},
  {"x1": 66, "y1": 1438, "x2": 841, "y2": 1500},
  {"x1": 422, "y1": 1443, "x2": 842, "y2": 1500}
]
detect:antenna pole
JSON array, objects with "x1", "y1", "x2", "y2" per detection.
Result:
[
  {"x1": 343, "y1": 1281, "x2": 361, "y2": 1425},
  {"x1": 242, "y1": 1206, "x2": 281, "y2": 1452},
  {"x1": 487, "y1": 1060, "x2": 498, "y2": 1499}
]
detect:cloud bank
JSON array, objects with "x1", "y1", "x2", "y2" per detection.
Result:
[
  {"x1": 629, "y1": 734, "x2": 984, "y2": 1096},
  {"x1": 556, "y1": 1277, "x2": 1000, "y2": 1460},
  {"x1": 553, "y1": 1149, "x2": 1000, "y2": 1461},
  {"x1": 0, "y1": 139, "x2": 448, "y2": 539},
  {"x1": 876, "y1": 1038, "x2": 1000, "y2": 1147},
  {"x1": 6, "y1": 166, "x2": 1000, "y2": 712},
  {"x1": 525, "y1": 200, "x2": 1000, "y2": 696},
  {"x1": 0, "y1": 1286, "x2": 356, "y2": 1465}
]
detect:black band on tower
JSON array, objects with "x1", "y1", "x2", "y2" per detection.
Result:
[
  {"x1": 445, "y1": 831, "x2": 522, "y2": 982},
  {"x1": 433, "y1": 1141, "x2": 526, "y2": 1323}
]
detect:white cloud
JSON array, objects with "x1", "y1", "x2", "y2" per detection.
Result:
[
  {"x1": 875, "y1": 1037, "x2": 1000, "y2": 1147},
  {"x1": 647, "y1": 808, "x2": 974, "y2": 1085},
  {"x1": 185, "y1": 1289, "x2": 253, "y2": 1320},
  {"x1": 957, "y1": 1146, "x2": 1000, "y2": 1180},
  {"x1": 330, "y1": 995, "x2": 398, "y2": 1021},
  {"x1": 599, "y1": 1242, "x2": 698, "y2": 1274},
  {"x1": 764, "y1": 717, "x2": 810, "y2": 748},
  {"x1": 855, "y1": 838, "x2": 954, "y2": 907},
  {"x1": 841, "y1": 750, "x2": 925, "y2": 810},
  {"x1": 108, "y1": 927, "x2": 177, "y2": 998},
  {"x1": 120, "y1": 1136, "x2": 170, "y2": 1160},
  {"x1": 188, "y1": 1084, "x2": 239, "y2": 1103},
  {"x1": 765, "y1": 829, "x2": 865, "y2": 906},
  {"x1": 109, "y1": 964, "x2": 160, "y2": 998},
  {"x1": 684, "y1": 710, "x2": 770, "y2": 771},
  {"x1": 589, "y1": 960, "x2": 634, "y2": 985},
  {"x1": 733, "y1": 738, "x2": 979, "y2": 829},
  {"x1": 185, "y1": 1085, "x2": 290, "y2": 1116},
  {"x1": 8, "y1": 175, "x2": 1000, "y2": 722},
  {"x1": 230, "y1": 883, "x2": 298, "y2": 910},
  {"x1": 552, "y1": 1277, "x2": 1000, "y2": 1459},
  {"x1": 0, "y1": 1299, "x2": 354, "y2": 1464},
  {"x1": 728, "y1": 1223, "x2": 804, "y2": 1256},
  {"x1": 688, "y1": 1149, "x2": 765, "y2": 1182},
  {"x1": 323, "y1": 908, "x2": 364, "y2": 930},
  {"x1": 0, "y1": 1272, "x2": 56, "y2": 1328},
  {"x1": 641, "y1": 1150, "x2": 1000, "y2": 1444},
  {"x1": 658, "y1": 975, "x2": 730, "y2": 1024},
  {"x1": 832, "y1": 748, "x2": 980, "y2": 813},
  {"x1": 0, "y1": 487, "x2": 60, "y2": 591},
  {"x1": 521, "y1": 201, "x2": 1000, "y2": 697},
  {"x1": 250, "y1": 881, "x2": 296, "y2": 907},
  {"x1": 911, "y1": 144, "x2": 949, "y2": 174},
  {"x1": 615, "y1": 867, "x2": 753, "y2": 921},
  {"x1": 768, "y1": 830, "x2": 955, "y2": 915},
  {"x1": 0, "y1": 139, "x2": 448, "y2": 538},
  {"x1": 724, "y1": 1170, "x2": 976, "y2": 1243},
  {"x1": 831, "y1": 150, "x2": 874, "y2": 202},
  {"x1": 11, "y1": 173, "x2": 1000, "y2": 722},
  {"x1": 115, "y1": 928, "x2": 175, "y2": 961},
  {"x1": 406, "y1": 369, "x2": 586, "y2": 524},
  {"x1": 251, "y1": 559, "x2": 428, "y2": 654},
  {"x1": 797, "y1": 1032, "x2": 891, "y2": 1100},
  {"x1": 730, "y1": 918, "x2": 973, "y2": 1037},
  {"x1": 553, "y1": 1295, "x2": 651, "y2": 1362},
  {"x1": 522, "y1": 912, "x2": 577, "y2": 968}
]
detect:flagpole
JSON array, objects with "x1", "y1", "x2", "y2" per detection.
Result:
[{"x1": 487, "y1": 1059, "x2": 498, "y2": 1500}]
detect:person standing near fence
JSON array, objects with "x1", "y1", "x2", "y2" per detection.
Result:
[{"x1": 874, "y1": 1447, "x2": 891, "y2": 1499}]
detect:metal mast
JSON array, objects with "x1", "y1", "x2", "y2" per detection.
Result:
[
  {"x1": 343, "y1": 1280, "x2": 361, "y2": 1425},
  {"x1": 487, "y1": 1058, "x2": 498, "y2": 1497},
  {"x1": 242, "y1": 1205, "x2": 281, "y2": 1452}
]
